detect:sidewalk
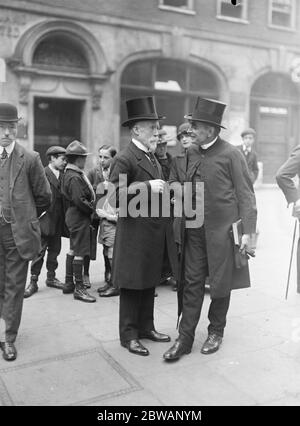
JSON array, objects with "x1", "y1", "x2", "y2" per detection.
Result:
[{"x1": 0, "y1": 187, "x2": 299, "y2": 406}]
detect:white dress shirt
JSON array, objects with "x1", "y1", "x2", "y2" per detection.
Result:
[{"x1": 0, "y1": 141, "x2": 15, "y2": 158}]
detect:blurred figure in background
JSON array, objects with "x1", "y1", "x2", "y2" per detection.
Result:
[{"x1": 238, "y1": 128, "x2": 259, "y2": 185}]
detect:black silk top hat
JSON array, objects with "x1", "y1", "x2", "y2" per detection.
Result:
[
  {"x1": 65, "y1": 140, "x2": 89, "y2": 156},
  {"x1": 0, "y1": 103, "x2": 21, "y2": 122},
  {"x1": 122, "y1": 96, "x2": 165, "y2": 127},
  {"x1": 184, "y1": 97, "x2": 226, "y2": 129}
]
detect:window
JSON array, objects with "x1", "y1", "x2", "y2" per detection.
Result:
[
  {"x1": 217, "y1": 0, "x2": 248, "y2": 22},
  {"x1": 269, "y1": 0, "x2": 296, "y2": 29},
  {"x1": 159, "y1": 0, "x2": 195, "y2": 15}
]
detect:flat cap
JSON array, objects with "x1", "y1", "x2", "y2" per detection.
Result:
[
  {"x1": 46, "y1": 146, "x2": 66, "y2": 157},
  {"x1": 65, "y1": 140, "x2": 88, "y2": 156},
  {"x1": 241, "y1": 128, "x2": 256, "y2": 137}
]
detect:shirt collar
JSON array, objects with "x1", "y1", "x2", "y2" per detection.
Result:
[
  {"x1": 201, "y1": 136, "x2": 218, "y2": 150},
  {"x1": 243, "y1": 144, "x2": 251, "y2": 153},
  {"x1": 0, "y1": 141, "x2": 15, "y2": 157},
  {"x1": 48, "y1": 163, "x2": 60, "y2": 179},
  {"x1": 132, "y1": 138, "x2": 149, "y2": 153},
  {"x1": 66, "y1": 163, "x2": 83, "y2": 174}
]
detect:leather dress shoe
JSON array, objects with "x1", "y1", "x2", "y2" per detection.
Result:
[
  {"x1": 139, "y1": 330, "x2": 171, "y2": 342},
  {"x1": 163, "y1": 339, "x2": 191, "y2": 361},
  {"x1": 99, "y1": 286, "x2": 119, "y2": 297},
  {"x1": 97, "y1": 282, "x2": 111, "y2": 293},
  {"x1": 46, "y1": 277, "x2": 64, "y2": 289},
  {"x1": 121, "y1": 339, "x2": 149, "y2": 356},
  {"x1": 201, "y1": 333, "x2": 222, "y2": 355},
  {"x1": 24, "y1": 282, "x2": 38, "y2": 298},
  {"x1": 0, "y1": 342, "x2": 17, "y2": 361}
]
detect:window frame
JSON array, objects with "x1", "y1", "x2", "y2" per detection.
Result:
[
  {"x1": 216, "y1": 0, "x2": 249, "y2": 24},
  {"x1": 158, "y1": 0, "x2": 196, "y2": 16},
  {"x1": 268, "y1": 0, "x2": 296, "y2": 31}
]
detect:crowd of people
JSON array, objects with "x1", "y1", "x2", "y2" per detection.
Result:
[{"x1": 1, "y1": 94, "x2": 293, "y2": 364}]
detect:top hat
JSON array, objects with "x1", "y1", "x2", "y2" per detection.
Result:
[
  {"x1": 65, "y1": 140, "x2": 88, "y2": 156},
  {"x1": 122, "y1": 96, "x2": 165, "y2": 127},
  {"x1": 241, "y1": 128, "x2": 256, "y2": 138},
  {"x1": 46, "y1": 146, "x2": 67, "y2": 157},
  {"x1": 0, "y1": 103, "x2": 21, "y2": 122},
  {"x1": 177, "y1": 123, "x2": 190, "y2": 140},
  {"x1": 184, "y1": 97, "x2": 226, "y2": 129}
]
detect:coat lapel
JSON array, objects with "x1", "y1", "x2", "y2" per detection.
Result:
[
  {"x1": 45, "y1": 166, "x2": 59, "y2": 189},
  {"x1": 129, "y1": 142, "x2": 158, "y2": 179},
  {"x1": 10, "y1": 142, "x2": 24, "y2": 192}
]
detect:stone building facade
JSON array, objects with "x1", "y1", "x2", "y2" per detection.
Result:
[{"x1": 0, "y1": 0, "x2": 300, "y2": 182}]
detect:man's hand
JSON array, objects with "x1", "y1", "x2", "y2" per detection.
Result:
[
  {"x1": 240, "y1": 234, "x2": 256, "y2": 257},
  {"x1": 149, "y1": 179, "x2": 165, "y2": 194}
]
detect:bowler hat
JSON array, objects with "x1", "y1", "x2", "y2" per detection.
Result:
[
  {"x1": 184, "y1": 97, "x2": 226, "y2": 129},
  {"x1": 122, "y1": 96, "x2": 165, "y2": 127},
  {"x1": 0, "y1": 103, "x2": 21, "y2": 122},
  {"x1": 65, "y1": 140, "x2": 88, "y2": 156},
  {"x1": 46, "y1": 146, "x2": 66, "y2": 157},
  {"x1": 177, "y1": 123, "x2": 190, "y2": 140},
  {"x1": 241, "y1": 128, "x2": 256, "y2": 138},
  {"x1": 157, "y1": 129, "x2": 167, "y2": 145}
]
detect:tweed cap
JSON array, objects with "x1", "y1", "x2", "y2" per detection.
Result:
[{"x1": 46, "y1": 146, "x2": 66, "y2": 157}]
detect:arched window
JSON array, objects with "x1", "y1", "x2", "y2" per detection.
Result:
[
  {"x1": 120, "y1": 58, "x2": 220, "y2": 150},
  {"x1": 33, "y1": 34, "x2": 89, "y2": 72}
]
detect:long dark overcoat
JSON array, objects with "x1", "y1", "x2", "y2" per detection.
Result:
[
  {"x1": 177, "y1": 137, "x2": 257, "y2": 299},
  {"x1": 9, "y1": 143, "x2": 52, "y2": 261},
  {"x1": 276, "y1": 145, "x2": 300, "y2": 293},
  {"x1": 109, "y1": 141, "x2": 178, "y2": 290}
]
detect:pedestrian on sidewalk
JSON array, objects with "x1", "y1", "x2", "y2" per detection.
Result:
[
  {"x1": 109, "y1": 96, "x2": 178, "y2": 356},
  {"x1": 61, "y1": 140, "x2": 96, "y2": 303},
  {"x1": 0, "y1": 103, "x2": 51, "y2": 361},
  {"x1": 84, "y1": 145, "x2": 117, "y2": 291},
  {"x1": 163, "y1": 97, "x2": 257, "y2": 362},
  {"x1": 24, "y1": 146, "x2": 68, "y2": 298},
  {"x1": 237, "y1": 128, "x2": 259, "y2": 185},
  {"x1": 276, "y1": 145, "x2": 300, "y2": 293}
]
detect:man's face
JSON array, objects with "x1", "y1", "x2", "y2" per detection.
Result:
[
  {"x1": 179, "y1": 133, "x2": 196, "y2": 150},
  {"x1": 133, "y1": 120, "x2": 159, "y2": 151},
  {"x1": 51, "y1": 154, "x2": 67, "y2": 171},
  {"x1": 155, "y1": 142, "x2": 167, "y2": 159},
  {"x1": 189, "y1": 121, "x2": 214, "y2": 146},
  {"x1": 243, "y1": 134, "x2": 255, "y2": 148},
  {"x1": 0, "y1": 121, "x2": 17, "y2": 147},
  {"x1": 99, "y1": 148, "x2": 112, "y2": 169}
]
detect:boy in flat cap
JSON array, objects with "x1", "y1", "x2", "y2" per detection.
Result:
[
  {"x1": 238, "y1": 128, "x2": 259, "y2": 184},
  {"x1": 0, "y1": 103, "x2": 51, "y2": 360},
  {"x1": 24, "y1": 146, "x2": 67, "y2": 298}
]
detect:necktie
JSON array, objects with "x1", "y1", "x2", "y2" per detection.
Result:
[
  {"x1": 1, "y1": 148, "x2": 8, "y2": 161},
  {"x1": 145, "y1": 152, "x2": 158, "y2": 169}
]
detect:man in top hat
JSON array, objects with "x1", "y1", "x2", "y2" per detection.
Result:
[
  {"x1": 0, "y1": 102, "x2": 51, "y2": 360},
  {"x1": 238, "y1": 128, "x2": 259, "y2": 184},
  {"x1": 109, "y1": 96, "x2": 178, "y2": 356},
  {"x1": 163, "y1": 97, "x2": 257, "y2": 361},
  {"x1": 24, "y1": 146, "x2": 67, "y2": 298},
  {"x1": 61, "y1": 140, "x2": 96, "y2": 303}
]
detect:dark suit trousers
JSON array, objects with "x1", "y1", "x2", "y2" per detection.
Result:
[
  {"x1": 119, "y1": 288, "x2": 155, "y2": 343},
  {"x1": 0, "y1": 223, "x2": 29, "y2": 343},
  {"x1": 179, "y1": 227, "x2": 231, "y2": 348},
  {"x1": 31, "y1": 234, "x2": 61, "y2": 277}
]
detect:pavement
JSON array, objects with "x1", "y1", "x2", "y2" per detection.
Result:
[{"x1": 1, "y1": 186, "x2": 300, "y2": 406}]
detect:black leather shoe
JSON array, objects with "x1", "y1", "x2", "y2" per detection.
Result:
[
  {"x1": 163, "y1": 339, "x2": 191, "y2": 361},
  {"x1": 201, "y1": 334, "x2": 222, "y2": 355},
  {"x1": 62, "y1": 280, "x2": 75, "y2": 294},
  {"x1": 46, "y1": 277, "x2": 64, "y2": 289},
  {"x1": 0, "y1": 342, "x2": 17, "y2": 361},
  {"x1": 24, "y1": 282, "x2": 38, "y2": 298},
  {"x1": 121, "y1": 339, "x2": 149, "y2": 356},
  {"x1": 74, "y1": 286, "x2": 96, "y2": 303},
  {"x1": 99, "y1": 287, "x2": 119, "y2": 297},
  {"x1": 139, "y1": 330, "x2": 171, "y2": 342},
  {"x1": 97, "y1": 282, "x2": 111, "y2": 293}
]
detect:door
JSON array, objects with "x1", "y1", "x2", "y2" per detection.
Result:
[{"x1": 34, "y1": 97, "x2": 83, "y2": 164}]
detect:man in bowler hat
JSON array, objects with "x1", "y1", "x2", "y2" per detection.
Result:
[
  {"x1": 0, "y1": 103, "x2": 51, "y2": 360},
  {"x1": 163, "y1": 97, "x2": 257, "y2": 361},
  {"x1": 109, "y1": 96, "x2": 178, "y2": 356},
  {"x1": 24, "y1": 146, "x2": 67, "y2": 298}
]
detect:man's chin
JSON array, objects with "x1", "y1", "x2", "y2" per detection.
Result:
[{"x1": 0, "y1": 140, "x2": 13, "y2": 147}]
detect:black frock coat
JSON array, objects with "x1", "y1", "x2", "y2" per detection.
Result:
[{"x1": 109, "y1": 141, "x2": 178, "y2": 290}]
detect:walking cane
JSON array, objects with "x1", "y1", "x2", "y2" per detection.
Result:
[{"x1": 285, "y1": 218, "x2": 298, "y2": 300}]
